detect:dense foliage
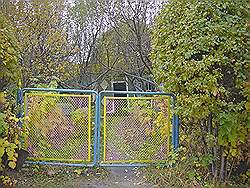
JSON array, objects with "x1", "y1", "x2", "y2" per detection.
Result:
[
  {"x1": 0, "y1": 13, "x2": 23, "y2": 187},
  {"x1": 0, "y1": 0, "x2": 161, "y2": 89},
  {"x1": 151, "y1": 0, "x2": 248, "y2": 185},
  {"x1": 0, "y1": 0, "x2": 249, "y2": 186},
  {"x1": 0, "y1": 14, "x2": 20, "y2": 91}
]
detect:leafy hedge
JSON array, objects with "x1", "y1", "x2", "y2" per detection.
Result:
[{"x1": 151, "y1": 0, "x2": 248, "y2": 184}]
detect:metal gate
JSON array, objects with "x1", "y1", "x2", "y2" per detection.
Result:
[{"x1": 19, "y1": 88, "x2": 179, "y2": 167}]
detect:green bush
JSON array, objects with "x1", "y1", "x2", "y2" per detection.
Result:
[{"x1": 151, "y1": 0, "x2": 248, "y2": 183}]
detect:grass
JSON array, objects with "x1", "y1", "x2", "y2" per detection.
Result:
[{"x1": 5, "y1": 164, "x2": 108, "y2": 188}]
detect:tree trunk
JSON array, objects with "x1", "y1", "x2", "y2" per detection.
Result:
[
  {"x1": 219, "y1": 149, "x2": 227, "y2": 181},
  {"x1": 199, "y1": 119, "x2": 208, "y2": 155},
  {"x1": 208, "y1": 113, "x2": 216, "y2": 177},
  {"x1": 213, "y1": 124, "x2": 219, "y2": 181}
]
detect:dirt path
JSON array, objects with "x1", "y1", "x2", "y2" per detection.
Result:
[
  {"x1": 108, "y1": 167, "x2": 153, "y2": 187},
  {"x1": 13, "y1": 165, "x2": 156, "y2": 188},
  {"x1": 67, "y1": 167, "x2": 154, "y2": 188}
]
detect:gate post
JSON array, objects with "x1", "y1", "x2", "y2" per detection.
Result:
[
  {"x1": 16, "y1": 87, "x2": 23, "y2": 121},
  {"x1": 96, "y1": 92, "x2": 101, "y2": 165},
  {"x1": 171, "y1": 95, "x2": 179, "y2": 151},
  {"x1": 17, "y1": 87, "x2": 24, "y2": 147},
  {"x1": 93, "y1": 93, "x2": 99, "y2": 166},
  {"x1": 172, "y1": 114, "x2": 179, "y2": 151}
]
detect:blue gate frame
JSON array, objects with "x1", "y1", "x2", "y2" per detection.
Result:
[
  {"x1": 98, "y1": 91, "x2": 179, "y2": 167},
  {"x1": 18, "y1": 88, "x2": 179, "y2": 167}
]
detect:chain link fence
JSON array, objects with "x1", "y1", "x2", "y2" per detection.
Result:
[
  {"x1": 102, "y1": 96, "x2": 171, "y2": 163},
  {"x1": 24, "y1": 93, "x2": 92, "y2": 163}
]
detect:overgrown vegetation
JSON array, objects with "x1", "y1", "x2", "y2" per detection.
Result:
[
  {"x1": 0, "y1": 0, "x2": 249, "y2": 187},
  {"x1": 151, "y1": 0, "x2": 249, "y2": 186},
  {"x1": 0, "y1": 13, "x2": 24, "y2": 187}
]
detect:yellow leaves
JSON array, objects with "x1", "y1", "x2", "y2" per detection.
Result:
[
  {"x1": 0, "y1": 92, "x2": 5, "y2": 104},
  {"x1": 6, "y1": 47, "x2": 15, "y2": 55},
  {"x1": 74, "y1": 169, "x2": 82, "y2": 176},
  {"x1": 0, "y1": 147, "x2": 5, "y2": 158},
  {"x1": 0, "y1": 137, "x2": 18, "y2": 171},
  {"x1": 246, "y1": 101, "x2": 250, "y2": 112},
  {"x1": 8, "y1": 161, "x2": 16, "y2": 169},
  {"x1": 0, "y1": 175, "x2": 17, "y2": 186},
  {"x1": 228, "y1": 148, "x2": 238, "y2": 157},
  {"x1": 181, "y1": 156, "x2": 187, "y2": 161},
  {"x1": 0, "y1": 138, "x2": 9, "y2": 148},
  {"x1": 159, "y1": 126, "x2": 168, "y2": 138},
  {"x1": 71, "y1": 108, "x2": 86, "y2": 127},
  {"x1": 155, "y1": 112, "x2": 165, "y2": 127},
  {"x1": 145, "y1": 127, "x2": 156, "y2": 137},
  {"x1": 7, "y1": 155, "x2": 17, "y2": 162},
  {"x1": 3, "y1": 0, "x2": 71, "y2": 83},
  {"x1": 9, "y1": 115, "x2": 19, "y2": 123},
  {"x1": 151, "y1": 129, "x2": 156, "y2": 137},
  {"x1": 47, "y1": 31, "x2": 62, "y2": 45},
  {"x1": 180, "y1": 134, "x2": 187, "y2": 142},
  {"x1": 6, "y1": 143, "x2": 17, "y2": 159}
]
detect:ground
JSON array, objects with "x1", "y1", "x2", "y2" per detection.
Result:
[{"x1": 7, "y1": 165, "x2": 156, "y2": 188}]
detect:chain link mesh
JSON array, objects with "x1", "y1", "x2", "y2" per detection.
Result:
[
  {"x1": 24, "y1": 93, "x2": 92, "y2": 162},
  {"x1": 103, "y1": 96, "x2": 170, "y2": 163}
]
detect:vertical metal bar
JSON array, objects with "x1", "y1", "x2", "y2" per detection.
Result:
[
  {"x1": 16, "y1": 88, "x2": 23, "y2": 123},
  {"x1": 87, "y1": 95, "x2": 92, "y2": 162},
  {"x1": 175, "y1": 115, "x2": 180, "y2": 150},
  {"x1": 170, "y1": 94, "x2": 179, "y2": 151},
  {"x1": 103, "y1": 96, "x2": 107, "y2": 162},
  {"x1": 96, "y1": 93, "x2": 101, "y2": 164},
  {"x1": 167, "y1": 97, "x2": 171, "y2": 153},
  {"x1": 17, "y1": 88, "x2": 24, "y2": 147},
  {"x1": 93, "y1": 94, "x2": 99, "y2": 165},
  {"x1": 23, "y1": 92, "x2": 29, "y2": 149},
  {"x1": 172, "y1": 114, "x2": 176, "y2": 150},
  {"x1": 172, "y1": 114, "x2": 180, "y2": 151}
]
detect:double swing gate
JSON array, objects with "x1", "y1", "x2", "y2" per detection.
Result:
[{"x1": 19, "y1": 88, "x2": 179, "y2": 167}]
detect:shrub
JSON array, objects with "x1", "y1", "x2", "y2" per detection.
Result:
[{"x1": 151, "y1": 0, "x2": 248, "y2": 183}]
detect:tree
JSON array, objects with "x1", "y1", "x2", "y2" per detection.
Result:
[
  {"x1": 103, "y1": 0, "x2": 164, "y2": 90},
  {"x1": 151, "y1": 0, "x2": 248, "y2": 182},
  {"x1": 68, "y1": 0, "x2": 107, "y2": 87},
  {"x1": 65, "y1": 0, "x2": 166, "y2": 90},
  {"x1": 0, "y1": 13, "x2": 20, "y2": 91},
  {"x1": 79, "y1": 0, "x2": 165, "y2": 90},
  {"x1": 1, "y1": 0, "x2": 77, "y2": 87}
]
